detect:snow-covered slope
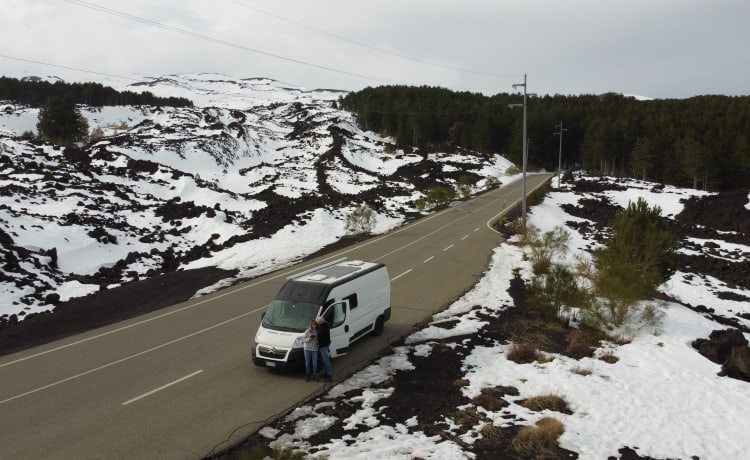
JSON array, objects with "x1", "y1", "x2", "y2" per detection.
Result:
[{"x1": 0, "y1": 73, "x2": 516, "y2": 321}]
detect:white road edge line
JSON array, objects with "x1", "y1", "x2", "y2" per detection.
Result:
[
  {"x1": 423, "y1": 256, "x2": 434, "y2": 263},
  {"x1": 391, "y1": 269, "x2": 412, "y2": 282},
  {"x1": 122, "y1": 370, "x2": 203, "y2": 406}
]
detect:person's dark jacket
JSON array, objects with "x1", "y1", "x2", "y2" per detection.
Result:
[{"x1": 317, "y1": 321, "x2": 331, "y2": 347}]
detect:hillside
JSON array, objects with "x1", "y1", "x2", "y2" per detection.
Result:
[{"x1": 0, "y1": 74, "x2": 515, "y2": 349}]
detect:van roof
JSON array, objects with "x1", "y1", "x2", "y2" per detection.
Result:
[{"x1": 291, "y1": 259, "x2": 382, "y2": 284}]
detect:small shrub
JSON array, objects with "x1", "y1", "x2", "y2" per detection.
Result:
[
  {"x1": 566, "y1": 330, "x2": 594, "y2": 359},
  {"x1": 536, "y1": 354, "x2": 555, "y2": 364},
  {"x1": 525, "y1": 225, "x2": 571, "y2": 275},
  {"x1": 571, "y1": 366, "x2": 593, "y2": 376},
  {"x1": 598, "y1": 350, "x2": 619, "y2": 364},
  {"x1": 458, "y1": 175, "x2": 477, "y2": 199},
  {"x1": 453, "y1": 378, "x2": 470, "y2": 387},
  {"x1": 639, "y1": 302, "x2": 666, "y2": 334},
  {"x1": 452, "y1": 407, "x2": 487, "y2": 427},
  {"x1": 415, "y1": 185, "x2": 457, "y2": 211},
  {"x1": 480, "y1": 423, "x2": 504, "y2": 443},
  {"x1": 506, "y1": 165, "x2": 521, "y2": 175},
  {"x1": 511, "y1": 417, "x2": 565, "y2": 458},
  {"x1": 527, "y1": 187, "x2": 546, "y2": 207},
  {"x1": 425, "y1": 185, "x2": 457, "y2": 208},
  {"x1": 485, "y1": 176, "x2": 500, "y2": 189},
  {"x1": 507, "y1": 342, "x2": 537, "y2": 364},
  {"x1": 345, "y1": 204, "x2": 376, "y2": 235},
  {"x1": 520, "y1": 394, "x2": 571, "y2": 414},
  {"x1": 20, "y1": 130, "x2": 36, "y2": 141},
  {"x1": 471, "y1": 387, "x2": 518, "y2": 412},
  {"x1": 89, "y1": 126, "x2": 105, "y2": 143}
]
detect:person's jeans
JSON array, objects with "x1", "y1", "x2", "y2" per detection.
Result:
[
  {"x1": 319, "y1": 345, "x2": 332, "y2": 378},
  {"x1": 304, "y1": 349, "x2": 318, "y2": 375}
]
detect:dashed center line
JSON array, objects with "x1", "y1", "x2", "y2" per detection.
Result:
[
  {"x1": 461, "y1": 234, "x2": 470, "y2": 240},
  {"x1": 123, "y1": 370, "x2": 203, "y2": 406},
  {"x1": 443, "y1": 244, "x2": 454, "y2": 251},
  {"x1": 423, "y1": 256, "x2": 435, "y2": 263},
  {"x1": 391, "y1": 269, "x2": 413, "y2": 281}
]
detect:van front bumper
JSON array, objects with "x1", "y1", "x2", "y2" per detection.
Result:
[{"x1": 252, "y1": 342, "x2": 305, "y2": 369}]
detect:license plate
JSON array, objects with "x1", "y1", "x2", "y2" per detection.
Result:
[{"x1": 266, "y1": 361, "x2": 276, "y2": 368}]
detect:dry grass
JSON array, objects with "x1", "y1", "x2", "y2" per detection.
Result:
[
  {"x1": 566, "y1": 329, "x2": 594, "y2": 359},
  {"x1": 507, "y1": 342, "x2": 538, "y2": 364},
  {"x1": 452, "y1": 378, "x2": 470, "y2": 387},
  {"x1": 452, "y1": 407, "x2": 487, "y2": 427},
  {"x1": 479, "y1": 423, "x2": 505, "y2": 443},
  {"x1": 520, "y1": 394, "x2": 571, "y2": 414},
  {"x1": 598, "y1": 350, "x2": 620, "y2": 364},
  {"x1": 536, "y1": 354, "x2": 555, "y2": 364},
  {"x1": 471, "y1": 387, "x2": 510, "y2": 411},
  {"x1": 511, "y1": 417, "x2": 565, "y2": 459},
  {"x1": 432, "y1": 341, "x2": 451, "y2": 354},
  {"x1": 571, "y1": 365, "x2": 593, "y2": 376}
]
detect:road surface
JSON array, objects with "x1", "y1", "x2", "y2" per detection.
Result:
[{"x1": 0, "y1": 173, "x2": 551, "y2": 459}]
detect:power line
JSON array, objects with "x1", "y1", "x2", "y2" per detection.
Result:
[
  {"x1": 225, "y1": 0, "x2": 514, "y2": 79},
  {"x1": 0, "y1": 53, "x2": 140, "y2": 81},
  {"x1": 63, "y1": 0, "x2": 399, "y2": 85}
]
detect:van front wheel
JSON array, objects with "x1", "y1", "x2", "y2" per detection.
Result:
[{"x1": 371, "y1": 316, "x2": 384, "y2": 336}]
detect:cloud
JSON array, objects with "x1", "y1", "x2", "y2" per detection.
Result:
[{"x1": 1, "y1": 0, "x2": 748, "y2": 97}]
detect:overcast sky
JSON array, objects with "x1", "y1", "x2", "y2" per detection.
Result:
[{"x1": 2, "y1": 0, "x2": 748, "y2": 99}]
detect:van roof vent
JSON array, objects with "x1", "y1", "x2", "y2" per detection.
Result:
[{"x1": 307, "y1": 274, "x2": 328, "y2": 281}]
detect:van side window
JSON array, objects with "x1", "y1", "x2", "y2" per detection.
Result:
[
  {"x1": 331, "y1": 302, "x2": 346, "y2": 328},
  {"x1": 344, "y1": 293, "x2": 358, "y2": 309}
]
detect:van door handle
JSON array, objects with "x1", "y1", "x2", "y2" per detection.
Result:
[{"x1": 345, "y1": 326, "x2": 349, "y2": 333}]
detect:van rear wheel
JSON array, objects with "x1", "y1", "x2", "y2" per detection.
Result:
[{"x1": 371, "y1": 316, "x2": 384, "y2": 336}]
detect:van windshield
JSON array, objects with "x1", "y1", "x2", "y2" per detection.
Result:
[{"x1": 262, "y1": 299, "x2": 320, "y2": 332}]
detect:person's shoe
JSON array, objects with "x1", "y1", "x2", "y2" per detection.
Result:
[
  {"x1": 324, "y1": 375, "x2": 332, "y2": 382},
  {"x1": 305, "y1": 375, "x2": 311, "y2": 382}
]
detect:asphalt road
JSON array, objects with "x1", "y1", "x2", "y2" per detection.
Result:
[{"x1": 0, "y1": 173, "x2": 551, "y2": 459}]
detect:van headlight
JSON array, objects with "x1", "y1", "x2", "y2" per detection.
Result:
[{"x1": 293, "y1": 336, "x2": 304, "y2": 348}]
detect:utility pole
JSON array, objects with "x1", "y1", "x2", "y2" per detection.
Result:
[
  {"x1": 554, "y1": 121, "x2": 567, "y2": 189},
  {"x1": 512, "y1": 74, "x2": 529, "y2": 230}
]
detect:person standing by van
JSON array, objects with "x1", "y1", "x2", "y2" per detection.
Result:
[
  {"x1": 316, "y1": 316, "x2": 333, "y2": 382},
  {"x1": 303, "y1": 320, "x2": 319, "y2": 381}
]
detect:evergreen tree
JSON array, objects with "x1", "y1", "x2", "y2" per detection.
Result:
[
  {"x1": 37, "y1": 94, "x2": 89, "y2": 145},
  {"x1": 592, "y1": 198, "x2": 677, "y2": 325},
  {"x1": 630, "y1": 137, "x2": 655, "y2": 181}
]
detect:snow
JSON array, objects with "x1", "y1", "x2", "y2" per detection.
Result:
[
  {"x1": 247, "y1": 175, "x2": 750, "y2": 460},
  {"x1": 2, "y1": 73, "x2": 749, "y2": 458}
]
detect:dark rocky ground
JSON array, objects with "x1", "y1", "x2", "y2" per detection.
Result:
[
  {"x1": 206, "y1": 176, "x2": 750, "y2": 460},
  {"x1": 2, "y1": 174, "x2": 749, "y2": 459}
]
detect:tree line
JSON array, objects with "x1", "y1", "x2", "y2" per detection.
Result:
[
  {"x1": 0, "y1": 76, "x2": 193, "y2": 108},
  {"x1": 339, "y1": 86, "x2": 750, "y2": 191}
]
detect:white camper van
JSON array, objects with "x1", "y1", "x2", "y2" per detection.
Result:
[{"x1": 252, "y1": 258, "x2": 391, "y2": 369}]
